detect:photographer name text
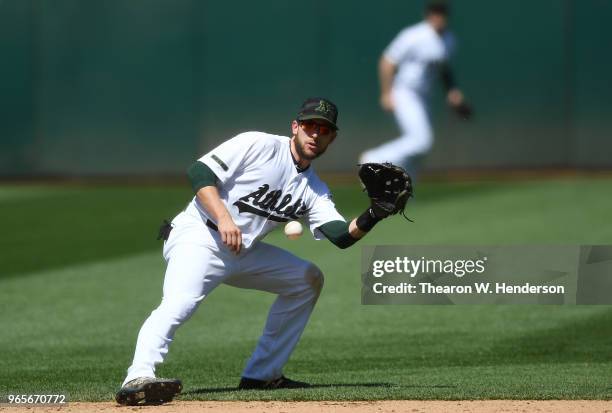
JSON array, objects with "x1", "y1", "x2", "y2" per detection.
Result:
[
  {"x1": 372, "y1": 282, "x2": 565, "y2": 295},
  {"x1": 369, "y1": 257, "x2": 565, "y2": 295}
]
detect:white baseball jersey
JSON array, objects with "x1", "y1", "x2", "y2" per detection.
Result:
[
  {"x1": 384, "y1": 21, "x2": 456, "y2": 96},
  {"x1": 184, "y1": 131, "x2": 345, "y2": 248}
]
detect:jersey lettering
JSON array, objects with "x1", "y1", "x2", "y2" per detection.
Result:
[
  {"x1": 234, "y1": 185, "x2": 310, "y2": 222},
  {"x1": 258, "y1": 190, "x2": 282, "y2": 210}
]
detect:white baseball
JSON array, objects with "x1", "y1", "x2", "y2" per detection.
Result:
[{"x1": 284, "y1": 221, "x2": 303, "y2": 240}]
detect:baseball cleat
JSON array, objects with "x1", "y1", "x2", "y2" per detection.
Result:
[
  {"x1": 115, "y1": 377, "x2": 182, "y2": 406},
  {"x1": 238, "y1": 375, "x2": 310, "y2": 390}
]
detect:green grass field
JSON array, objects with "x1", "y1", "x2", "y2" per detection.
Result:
[{"x1": 1, "y1": 177, "x2": 611, "y2": 401}]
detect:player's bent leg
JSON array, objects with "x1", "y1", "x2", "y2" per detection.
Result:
[
  {"x1": 240, "y1": 265, "x2": 323, "y2": 384},
  {"x1": 392, "y1": 88, "x2": 433, "y2": 156},
  {"x1": 360, "y1": 88, "x2": 432, "y2": 166},
  {"x1": 224, "y1": 244, "x2": 324, "y2": 384},
  {"x1": 124, "y1": 293, "x2": 204, "y2": 384},
  {"x1": 123, "y1": 238, "x2": 226, "y2": 385}
]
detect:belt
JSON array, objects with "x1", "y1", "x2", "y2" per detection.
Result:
[
  {"x1": 206, "y1": 219, "x2": 218, "y2": 232},
  {"x1": 158, "y1": 218, "x2": 218, "y2": 242}
]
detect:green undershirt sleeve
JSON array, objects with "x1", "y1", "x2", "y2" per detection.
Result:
[
  {"x1": 187, "y1": 161, "x2": 219, "y2": 193},
  {"x1": 318, "y1": 220, "x2": 358, "y2": 249}
]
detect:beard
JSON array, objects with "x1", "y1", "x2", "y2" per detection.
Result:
[{"x1": 295, "y1": 137, "x2": 324, "y2": 161}]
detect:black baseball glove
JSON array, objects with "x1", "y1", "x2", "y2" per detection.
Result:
[{"x1": 358, "y1": 162, "x2": 414, "y2": 220}]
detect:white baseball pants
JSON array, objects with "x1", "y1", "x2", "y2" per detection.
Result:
[
  {"x1": 123, "y1": 211, "x2": 323, "y2": 385},
  {"x1": 360, "y1": 87, "x2": 432, "y2": 168}
]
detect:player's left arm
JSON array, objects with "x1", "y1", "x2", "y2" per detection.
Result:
[
  {"x1": 323, "y1": 162, "x2": 414, "y2": 249},
  {"x1": 440, "y1": 62, "x2": 473, "y2": 120},
  {"x1": 317, "y1": 219, "x2": 366, "y2": 250},
  {"x1": 440, "y1": 63, "x2": 461, "y2": 104}
]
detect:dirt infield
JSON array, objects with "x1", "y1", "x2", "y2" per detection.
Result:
[{"x1": 2, "y1": 400, "x2": 611, "y2": 413}]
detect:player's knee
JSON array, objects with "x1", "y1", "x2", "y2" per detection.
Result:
[{"x1": 304, "y1": 263, "x2": 324, "y2": 295}]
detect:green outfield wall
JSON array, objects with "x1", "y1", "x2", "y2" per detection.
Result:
[{"x1": 1, "y1": 0, "x2": 611, "y2": 176}]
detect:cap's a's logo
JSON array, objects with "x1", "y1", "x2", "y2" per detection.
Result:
[{"x1": 315, "y1": 100, "x2": 332, "y2": 115}]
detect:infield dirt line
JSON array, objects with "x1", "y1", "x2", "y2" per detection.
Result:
[{"x1": 1, "y1": 400, "x2": 611, "y2": 413}]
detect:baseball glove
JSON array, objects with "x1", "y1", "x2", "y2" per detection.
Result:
[
  {"x1": 358, "y1": 162, "x2": 413, "y2": 220},
  {"x1": 453, "y1": 101, "x2": 473, "y2": 120}
]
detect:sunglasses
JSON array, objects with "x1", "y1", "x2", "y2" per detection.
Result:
[{"x1": 299, "y1": 120, "x2": 335, "y2": 135}]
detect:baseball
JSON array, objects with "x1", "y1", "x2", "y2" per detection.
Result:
[{"x1": 284, "y1": 221, "x2": 303, "y2": 240}]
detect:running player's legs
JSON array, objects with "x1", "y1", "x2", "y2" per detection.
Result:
[
  {"x1": 224, "y1": 243, "x2": 324, "y2": 381},
  {"x1": 360, "y1": 88, "x2": 432, "y2": 168},
  {"x1": 124, "y1": 215, "x2": 231, "y2": 384}
]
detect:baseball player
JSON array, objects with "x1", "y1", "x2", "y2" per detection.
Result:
[
  {"x1": 359, "y1": 1, "x2": 471, "y2": 176},
  {"x1": 115, "y1": 98, "x2": 404, "y2": 405}
]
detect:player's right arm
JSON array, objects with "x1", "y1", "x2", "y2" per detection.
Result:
[
  {"x1": 378, "y1": 56, "x2": 397, "y2": 112},
  {"x1": 187, "y1": 161, "x2": 242, "y2": 254},
  {"x1": 379, "y1": 27, "x2": 416, "y2": 112}
]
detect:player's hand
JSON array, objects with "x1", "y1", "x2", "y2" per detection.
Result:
[
  {"x1": 380, "y1": 93, "x2": 394, "y2": 112},
  {"x1": 447, "y1": 89, "x2": 473, "y2": 120},
  {"x1": 447, "y1": 88, "x2": 464, "y2": 107},
  {"x1": 218, "y1": 216, "x2": 242, "y2": 254}
]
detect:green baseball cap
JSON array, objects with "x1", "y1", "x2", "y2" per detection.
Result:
[{"x1": 296, "y1": 97, "x2": 339, "y2": 130}]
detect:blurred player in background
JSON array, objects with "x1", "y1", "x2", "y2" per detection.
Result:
[{"x1": 359, "y1": 1, "x2": 472, "y2": 177}]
